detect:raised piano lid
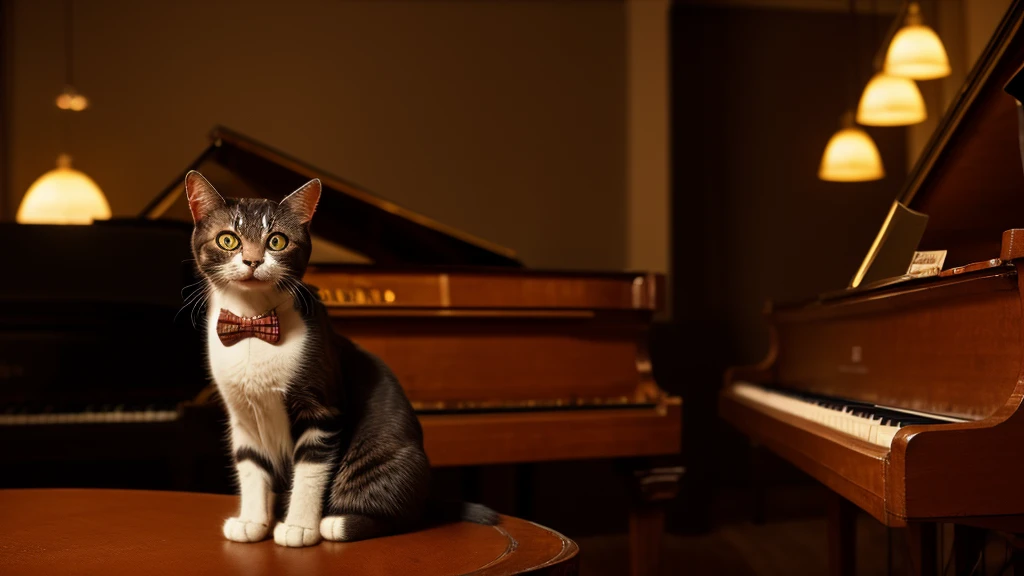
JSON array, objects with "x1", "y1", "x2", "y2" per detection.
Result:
[
  {"x1": 897, "y1": 0, "x2": 1024, "y2": 269},
  {"x1": 141, "y1": 126, "x2": 522, "y2": 268},
  {"x1": 140, "y1": 126, "x2": 663, "y2": 312}
]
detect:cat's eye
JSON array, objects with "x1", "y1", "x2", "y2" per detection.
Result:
[
  {"x1": 216, "y1": 232, "x2": 241, "y2": 251},
  {"x1": 267, "y1": 233, "x2": 288, "y2": 251}
]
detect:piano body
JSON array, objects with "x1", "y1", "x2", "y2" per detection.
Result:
[
  {"x1": 0, "y1": 127, "x2": 680, "y2": 575},
  {"x1": 721, "y1": 1, "x2": 1024, "y2": 572}
]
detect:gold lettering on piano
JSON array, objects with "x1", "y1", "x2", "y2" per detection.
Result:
[{"x1": 318, "y1": 287, "x2": 397, "y2": 306}]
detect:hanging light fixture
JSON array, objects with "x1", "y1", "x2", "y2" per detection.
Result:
[
  {"x1": 17, "y1": 155, "x2": 110, "y2": 224},
  {"x1": 856, "y1": 72, "x2": 927, "y2": 126},
  {"x1": 820, "y1": 112, "x2": 885, "y2": 182},
  {"x1": 819, "y1": 0, "x2": 883, "y2": 183},
  {"x1": 884, "y1": 1, "x2": 950, "y2": 80},
  {"x1": 17, "y1": 0, "x2": 109, "y2": 225}
]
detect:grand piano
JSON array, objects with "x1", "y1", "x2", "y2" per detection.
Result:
[
  {"x1": 0, "y1": 127, "x2": 681, "y2": 574},
  {"x1": 721, "y1": 2, "x2": 1024, "y2": 574}
]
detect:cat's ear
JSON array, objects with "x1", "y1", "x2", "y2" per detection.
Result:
[
  {"x1": 280, "y1": 179, "x2": 321, "y2": 224},
  {"x1": 184, "y1": 171, "x2": 225, "y2": 223}
]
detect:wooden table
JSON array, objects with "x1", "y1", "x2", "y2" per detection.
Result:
[{"x1": 0, "y1": 489, "x2": 578, "y2": 575}]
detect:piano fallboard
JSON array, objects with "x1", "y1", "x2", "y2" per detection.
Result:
[{"x1": 771, "y1": 266, "x2": 1021, "y2": 421}]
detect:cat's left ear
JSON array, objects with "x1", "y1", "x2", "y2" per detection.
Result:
[{"x1": 280, "y1": 179, "x2": 321, "y2": 224}]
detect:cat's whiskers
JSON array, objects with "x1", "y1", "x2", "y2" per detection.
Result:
[
  {"x1": 180, "y1": 278, "x2": 207, "y2": 298},
  {"x1": 176, "y1": 283, "x2": 212, "y2": 328},
  {"x1": 284, "y1": 276, "x2": 315, "y2": 316}
]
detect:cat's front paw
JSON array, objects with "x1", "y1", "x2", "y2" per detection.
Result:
[
  {"x1": 223, "y1": 517, "x2": 270, "y2": 542},
  {"x1": 273, "y1": 521, "x2": 321, "y2": 547}
]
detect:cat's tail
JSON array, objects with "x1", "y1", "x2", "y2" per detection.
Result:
[{"x1": 424, "y1": 500, "x2": 500, "y2": 526}]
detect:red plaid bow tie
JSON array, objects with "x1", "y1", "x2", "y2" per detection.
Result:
[{"x1": 216, "y1": 308, "x2": 281, "y2": 346}]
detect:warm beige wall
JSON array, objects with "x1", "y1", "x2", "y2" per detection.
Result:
[
  {"x1": 965, "y1": 0, "x2": 1014, "y2": 63},
  {"x1": 626, "y1": 0, "x2": 669, "y2": 278},
  {"x1": 8, "y1": 0, "x2": 627, "y2": 271}
]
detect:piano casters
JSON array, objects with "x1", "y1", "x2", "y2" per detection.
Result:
[{"x1": 627, "y1": 461, "x2": 684, "y2": 576}]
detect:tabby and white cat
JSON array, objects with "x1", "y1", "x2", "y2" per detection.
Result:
[{"x1": 185, "y1": 171, "x2": 493, "y2": 548}]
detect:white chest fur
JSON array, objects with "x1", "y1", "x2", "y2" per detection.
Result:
[
  {"x1": 207, "y1": 288, "x2": 308, "y2": 397},
  {"x1": 207, "y1": 288, "x2": 307, "y2": 460}
]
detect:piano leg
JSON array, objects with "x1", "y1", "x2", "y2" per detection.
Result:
[
  {"x1": 750, "y1": 443, "x2": 769, "y2": 525},
  {"x1": 827, "y1": 493, "x2": 856, "y2": 576},
  {"x1": 627, "y1": 461, "x2": 683, "y2": 576},
  {"x1": 952, "y1": 525, "x2": 986, "y2": 575},
  {"x1": 905, "y1": 522, "x2": 938, "y2": 576}
]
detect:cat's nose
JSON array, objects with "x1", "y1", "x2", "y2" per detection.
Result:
[{"x1": 242, "y1": 259, "x2": 263, "y2": 269}]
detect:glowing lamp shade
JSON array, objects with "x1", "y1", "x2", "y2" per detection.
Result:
[
  {"x1": 818, "y1": 126, "x2": 884, "y2": 182},
  {"x1": 856, "y1": 73, "x2": 926, "y2": 126},
  {"x1": 884, "y1": 3, "x2": 950, "y2": 80},
  {"x1": 17, "y1": 154, "x2": 111, "y2": 224}
]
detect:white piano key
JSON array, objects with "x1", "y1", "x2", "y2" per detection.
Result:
[
  {"x1": 732, "y1": 382, "x2": 904, "y2": 448},
  {"x1": 0, "y1": 410, "x2": 179, "y2": 426}
]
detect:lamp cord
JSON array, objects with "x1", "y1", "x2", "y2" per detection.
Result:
[
  {"x1": 872, "y1": 0, "x2": 909, "y2": 71},
  {"x1": 61, "y1": 0, "x2": 73, "y2": 158},
  {"x1": 849, "y1": 0, "x2": 859, "y2": 114},
  {"x1": 65, "y1": 0, "x2": 73, "y2": 87}
]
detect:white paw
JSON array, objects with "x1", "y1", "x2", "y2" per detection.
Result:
[
  {"x1": 274, "y1": 521, "x2": 321, "y2": 547},
  {"x1": 320, "y1": 516, "x2": 348, "y2": 541},
  {"x1": 223, "y1": 517, "x2": 269, "y2": 542}
]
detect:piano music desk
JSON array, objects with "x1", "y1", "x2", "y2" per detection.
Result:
[{"x1": 0, "y1": 489, "x2": 579, "y2": 576}]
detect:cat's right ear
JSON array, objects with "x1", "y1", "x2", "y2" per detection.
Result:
[{"x1": 185, "y1": 171, "x2": 224, "y2": 223}]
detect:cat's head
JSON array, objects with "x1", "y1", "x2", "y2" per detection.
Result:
[{"x1": 185, "y1": 171, "x2": 320, "y2": 292}]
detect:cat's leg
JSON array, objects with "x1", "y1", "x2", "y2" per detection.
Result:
[
  {"x1": 321, "y1": 444, "x2": 429, "y2": 542},
  {"x1": 273, "y1": 423, "x2": 338, "y2": 547},
  {"x1": 223, "y1": 445, "x2": 276, "y2": 543}
]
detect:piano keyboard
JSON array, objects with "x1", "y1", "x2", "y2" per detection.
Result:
[
  {"x1": 0, "y1": 404, "x2": 179, "y2": 426},
  {"x1": 732, "y1": 383, "x2": 965, "y2": 448}
]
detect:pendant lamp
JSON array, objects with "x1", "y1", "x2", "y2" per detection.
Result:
[
  {"x1": 17, "y1": 0, "x2": 108, "y2": 225},
  {"x1": 819, "y1": 112, "x2": 885, "y2": 182},
  {"x1": 16, "y1": 154, "x2": 110, "y2": 224},
  {"x1": 856, "y1": 72, "x2": 927, "y2": 126},
  {"x1": 884, "y1": 2, "x2": 950, "y2": 80}
]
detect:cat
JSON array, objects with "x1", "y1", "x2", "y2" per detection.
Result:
[{"x1": 184, "y1": 171, "x2": 495, "y2": 547}]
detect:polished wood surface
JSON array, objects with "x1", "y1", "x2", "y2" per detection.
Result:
[
  {"x1": 0, "y1": 489, "x2": 578, "y2": 576},
  {"x1": 420, "y1": 401, "x2": 682, "y2": 467},
  {"x1": 774, "y1": 267, "x2": 1020, "y2": 420}
]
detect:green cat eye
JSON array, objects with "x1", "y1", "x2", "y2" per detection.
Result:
[
  {"x1": 267, "y1": 233, "x2": 288, "y2": 251},
  {"x1": 216, "y1": 232, "x2": 240, "y2": 251}
]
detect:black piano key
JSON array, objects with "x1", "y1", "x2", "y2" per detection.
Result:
[{"x1": 763, "y1": 385, "x2": 951, "y2": 426}]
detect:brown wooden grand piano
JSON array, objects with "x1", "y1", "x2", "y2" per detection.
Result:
[
  {"x1": 0, "y1": 128, "x2": 680, "y2": 575},
  {"x1": 721, "y1": 2, "x2": 1024, "y2": 574}
]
